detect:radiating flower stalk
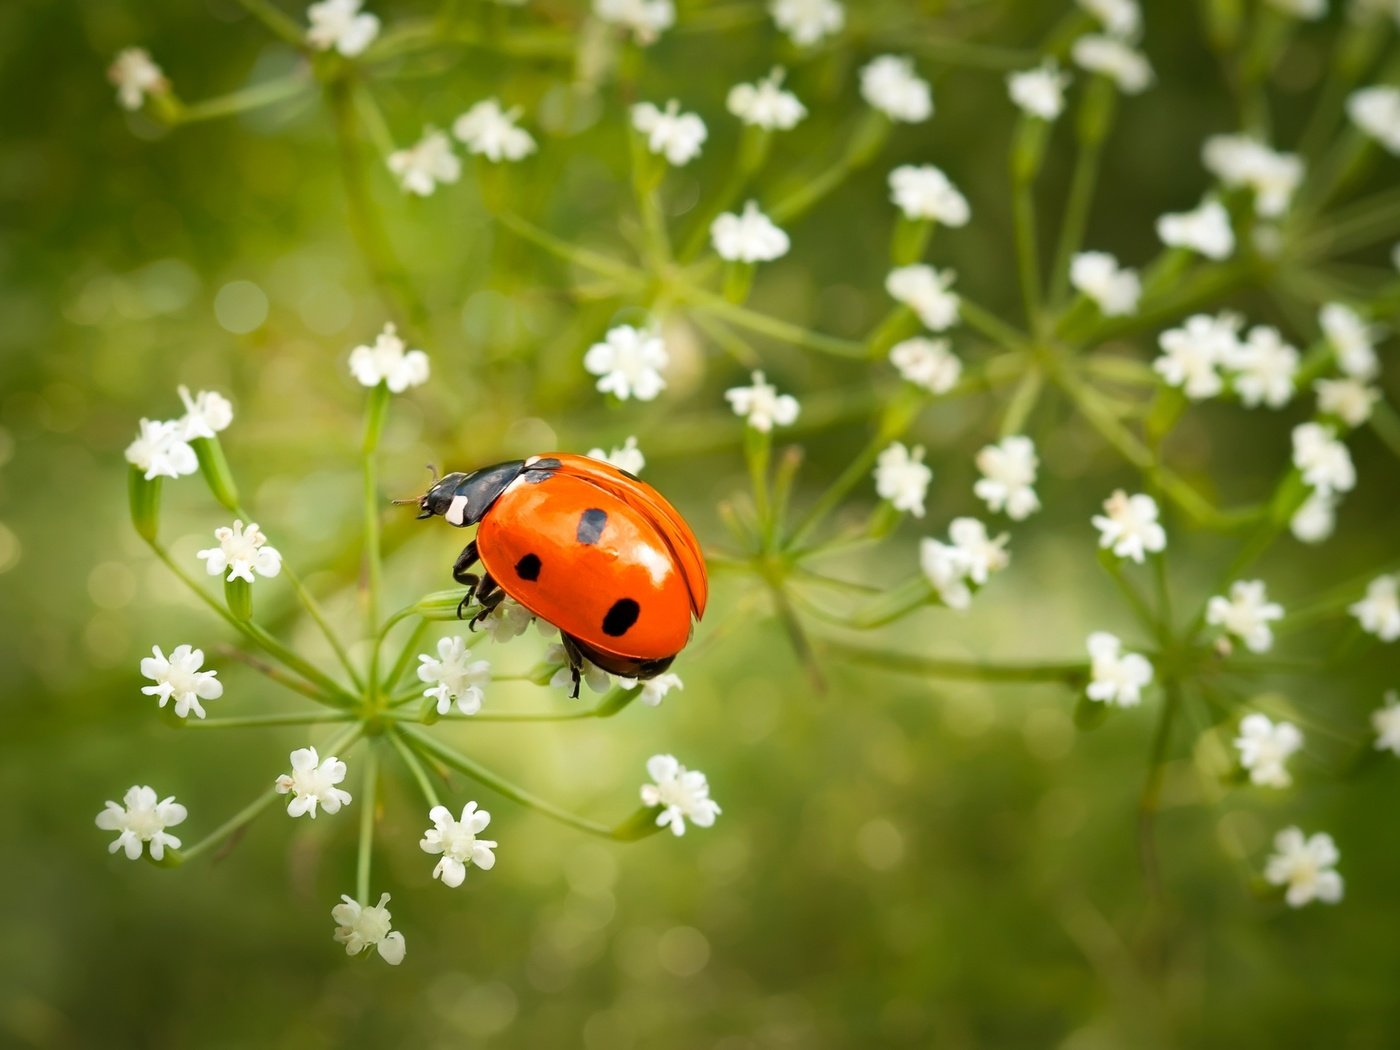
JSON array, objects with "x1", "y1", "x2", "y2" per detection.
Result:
[{"x1": 104, "y1": 0, "x2": 1400, "y2": 957}]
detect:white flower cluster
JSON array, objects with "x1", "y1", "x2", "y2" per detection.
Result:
[
  {"x1": 874, "y1": 441, "x2": 933, "y2": 517},
  {"x1": 1085, "y1": 631, "x2": 1153, "y2": 707},
  {"x1": 417, "y1": 636, "x2": 492, "y2": 716},
  {"x1": 632, "y1": 100, "x2": 708, "y2": 166},
  {"x1": 124, "y1": 386, "x2": 234, "y2": 481},
  {"x1": 387, "y1": 100, "x2": 537, "y2": 195},
  {"x1": 1202, "y1": 135, "x2": 1304, "y2": 217},
  {"x1": 1092, "y1": 490, "x2": 1166, "y2": 563},
  {"x1": 1071, "y1": 251, "x2": 1141, "y2": 317},
  {"x1": 348, "y1": 323, "x2": 430, "y2": 392},
  {"x1": 726, "y1": 371, "x2": 800, "y2": 432},
  {"x1": 920, "y1": 518, "x2": 1010, "y2": 610}
]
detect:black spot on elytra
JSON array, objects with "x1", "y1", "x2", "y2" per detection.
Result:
[
  {"x1": 514, "y1": 553, "x2": 541, "y2": 582},
  {"x1": 602, "y1": 598, "x2": 640, "y2": 637},
  {"x1": 577, "y1": 508, "x2": 608, "y2": 545}
]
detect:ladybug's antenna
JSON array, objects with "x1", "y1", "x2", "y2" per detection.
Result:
[
  {"x1": 390, "y1": 463, "x2": 440, "y2": 507},
  {"x1": 425, "y1": 463, "x2": 439, "y2": 484}
]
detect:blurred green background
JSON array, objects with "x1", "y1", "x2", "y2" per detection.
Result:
[{"x1": 3, "y1": 0, "x2": 1399, "y2": 1047}]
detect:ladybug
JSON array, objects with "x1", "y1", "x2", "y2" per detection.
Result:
[{"x1": 407, "y1": 453, "x2": 707, "y2": 697}]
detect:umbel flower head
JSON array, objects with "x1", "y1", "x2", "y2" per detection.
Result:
[
  {"x1": 769, "y1": 0, "x2": 844, "y2": 47},
  {"x1": 1372, "y1": 692, "x2": 1400, "y2": 756},
  {"x1": 1207, "y1": 580, "x2": 1284, "y2": 653},
  {"x1": 95, "y1": 785, "x2": 187, "y2": 861},
  {"x1": 974, "y1": 435, "x2": 1040, "y2": 521},
  {"x1": 1226, "y1": 325, "x2": 1298, "y2": 409},
  {"x1": 725, "y1": 370, "x2": 800, "y2": 432},
  {"x1": 276, "y1": 747, "x2": 353, "y2": 819},
  {"x1": 1071, "y1": 35, "x2": 1154, "y2": 94},
  {"x1": 1315, "y1": 378, "x2": 1379, "y2": 428},
  {"x1": 108, "y1": 48, "x2": 167, "y2": 111},
  {"x1": 417, "y1": 636, "x2": 492, "y2": 716},
  {"x1": 1085, "y1": 632, "x2": 1153, "y2": 707},
  {"x1": 1291, "y1": 423, "x2": 1356, "y2": 498},
  {"x1": 888, "y1": 165, "x2": 970, "y2": 226},
  {"x1": 1071, "y1": 251, "x2": 1141, "y2": 316},
  {"x1": 727, "y1": 68, "x2": 806, "y2": 131},
  {"x1": 631, "y1": 100, "x2": 707, "y2": 165},
  {"x1": 348, "y1": 323, "x2": 430, "y2": 391},
  {"x1": 140, "y1": 644, "x2": 223, "y2": 719},
  {"x1": 453, "y1": 99, "x2": 536, "y2": 162},
  {"x1": 419, "y1": 802, "x2": 498, "y2": 887},
  {"x1": 1077, "y1": 0, "x2": 1142, "y2": 38},
  {"x1": 1319, "y1": 302, "x2": 1379, "y2": 380},
  {"x1": 387, "y1": 128, "x2": 461, "y2": 197},
  {"x1": 306, "y1": 0, "x2": 380, "y2": 57},
  {"x1": 332, "y1": 893, "x2": 405, "y2": 964},
  {"x1": 126, "y1": 418, "x2": 198, "y2": 481},
  {"x1": 920, "y1": 518, "x2": 1011, "y2": 610},
  {"x1": 1157, "y1": 198, "x2": 1235, "y2": 260},
  {"x1": 197, "y1": 519, "x2": 283, "y2": 583},
  {"x1": 1202, "y1": 135, "x2": 1304, "y2": 218},
  {"x1": 1234, "y1": 713, "x2": 1303, "y2": 788},
  {"x1": 1265, "y1": 828, "x2": 1343, "y2": 908},
  {"x1": 860, "y1": 55, "x2": 933, "y2": 123},
  {"x1": 641, "y1": 754, "x2": 721, "y2": 835},
  {"x1": 1350, "y1": 574, "x2": 1400, "y2": 642},
  {"x1": 1007, "y1": 60, "x2": 1070, "y2": 121},
  {"x1": 584, "y1": 324, "x2": 668, "y2": 401},
  {"x1": 890, "y1": 337, "x2": 962, "y2": 394},
  {"x1": 177, "y1": 386, "x2": 234, "y2": 440},
  {"x1": 587, "y1": 436, "x2": 646, "y2": 476},
  {"x1": 711, "y1": 201, "x2": 790, "y2": 263},
  {"x1": 594, "y1": 0, "x2": 675, "y2": 45},
  {"x1": 1154, "y1": 312, "x2": 1239, "y2": 400},
  {"x1": 886, "y1": 265, "x2": 960, "y2": 331},
  {"x1": 1347, "y1": 85, "x2": 1400, "y2": 155},
  {"x1": 874, "y1": 441, "x2": 933, "y2": 517},
  {"x1": 1092, "y1": 490, "x2": 1166, "y2": 562}
]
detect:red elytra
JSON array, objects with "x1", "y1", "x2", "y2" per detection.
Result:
[{"x1": 409, "y1": 453, "x2": 707, "y2": 694}]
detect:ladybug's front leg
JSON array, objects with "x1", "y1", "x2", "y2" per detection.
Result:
[
  {"x1": 452, "y1": 541, "x2": 480, "y2": 619},
  {"x1": 469, "y1": 572, "x2": 505, "y2": 629},
  {"x1": 559, "y1": 634, "x2": 585, "y2": 700}
]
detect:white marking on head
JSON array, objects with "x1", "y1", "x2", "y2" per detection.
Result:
[{"x1": 445, "y1": 494, "x2": 469, "y2": 526}]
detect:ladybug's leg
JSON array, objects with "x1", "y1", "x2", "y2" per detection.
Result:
[
  {"x1": 468, "y1": 572, "x2": 505, "y2": 629},
  {"x1": 559, "y1": 633, "x2": 585, "y2": 700},
  {"x1": 452, "y1": 541, "x2": 480, "y2": 619}
]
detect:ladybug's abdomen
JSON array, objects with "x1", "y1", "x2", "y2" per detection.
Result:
[{"x1": 476, "y1": 473, "x2": 695, "y2": 660}]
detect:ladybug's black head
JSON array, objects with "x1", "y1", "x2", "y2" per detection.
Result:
[{"x1": 410, "y1": 460, "x2": 526, "y2": 528}]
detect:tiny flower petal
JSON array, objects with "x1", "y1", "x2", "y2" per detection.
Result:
[
  {"x1": 725, "y1": 370, "x2": 800, "y2": 432},
  {"x1": 640, "y1": 754, "x2": 720, "y2": 835},
  {"x1": 348, "y1": 323, "x2": 430, "y2": 391},
  {"x1": 196, "y1": 519, "x2": 282, "y2": 583},
  {"x1": 1086, "y1": 632, "x2": 1153, "y2": 707},
  {"x1": 632, "y1": 100, "x2": 707, "y2": 166},
  {"x1": 711, "y1": 201, "x2": 790, "y2": 263},
  {"x1": 306, "y1": 0, "x2": 380, "y2": 56},
  {"x1": 275, "y1": 746, "x2": 352, "y2": 818},
  {"x1": 860, "y1": 55, "x2": 932, "y2": 123},
  {"x1": 875, "y1": 442, "x2": 933, "y2": 517},
  {"x1": 1092, "y1": 490, "x2": 1166, "y2": 562},
  {"x1": 584, "y1": 325, "x2": 669, "y2": 401},
  {"x1": 453, "y1": 99, "x2": 536, "y2": 162}
]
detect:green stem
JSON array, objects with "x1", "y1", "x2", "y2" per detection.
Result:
[
  {"x1": 356, "y1": 742, "x2": 379, "y2": 902},
  {"x1": 176, "y1": 73, "x2": 312, "y2": 123},
  {"x1": 1137, "y1": 682, "x2": 1182, "y2": 900},
  {"x1": 677, "y1": 283, "x2": 867, "y2": 358},
  {"x1": 178, "y1": 789, "x2": 283, "y2": 863},
  {"x1": 828, "y1": 642, "x2": 1089, "y2": 684},
  {"x1": 236, "y1": 0, "x2": 306, "y2": 46},
  {"x1": 185, "y1": 712, "x2": 355, "y2": 729},
  {"x1": 495, "y1": 210, "x2": 645, "y2": 284},
  {"x1": 361, "y1": 384, "x2": 390, "y2": 685},
  {"x1": 1012, "y1": 177, "x2": 1043, "y2": 333},
  {"x1": 1050, "y1": 78, "x2": 1114, "y2": 307},
  {"x1": 400, "y1": 726, "x2": 622, "y2": 838},
  {"x1": 388, "y1": 728, "x2": 441, "y2": 807},
  {"x1": 382, "y1": 617, "x2": 432, "y2": 692}
]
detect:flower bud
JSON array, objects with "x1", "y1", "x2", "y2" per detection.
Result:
[
  {"x1": 225, "y1": 577, "x2": 253, "y2": 621},
  {"x1": 610, "y1": 804, "x2": 667, "y2": 841},
  {"x1": 419, "y1": 695, "x2": 442, "y2": 725},
  {"x1": 415, "y1": 590, "x2": 474, "y2": 620},
  {"x1": 191, "y1": 436, "x2": 240, "y2": 511}
]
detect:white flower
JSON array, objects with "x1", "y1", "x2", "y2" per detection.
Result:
[
  {"x1": 1156, "y1": 198, "x2": 1235, "y2": 260},
  {"x1": 419, "y1": 803, "x2": 497, "y2": 887},
  {"x1": 452, "y1": 99, "x2": 536, "y2": 162},
  {"x1": 1350, "y1": 574, "x2": 1400, "y2": 642},
  {"x1": 711, "y1": 201, "x2": 790, "y2": 263},
  {"x1": 1154, "y1": 313, "x2": 1240, "y2": 399},
  {"x1": 874, "y1": 441, "x2": 933, "y2": 517},
  {"x1": 1319, "y1": 302, "x2": 1379, "y2": 380},
  {"x1": 1070, "y1": 251, "x2": 1141, "y2": 316},
  {"x1": 860, "y1": 55, "x2": 933, "y2": 123},
  {"x1": 1227, "y1": 325, "x2": 1298, "y2": 408},
  {"x1": 584, "y1": 324, "x2": 668, "y2": 401},
  {"x1": 1315, "y1": 377, "x2": 1380, "y2": 427},
  {"x1": 306, "y1": 0, "x2": 380, "y2": 56},
  {"x1": 95, "y1": 785, "x2": 187, "y2": 860},
  {"x1": 275, "y1": 747, "x2": 352, "y2": 819},
  {"x1": 1265, "y1": 828, "x2": 1343, "y2": 908},
  {"x1": 1007, "y1": 60, "x2": 1071, "y2": 121},
  {"x1": 1207, "y1": 580, "x2": 1285, "y2": 653},
  {"x1": 1234, "y1": 713, "x2": 1304, "y2": 787},
  {"x1": 886, "y1": 265, "x2": 960, "y2": 331},
  {"x1": 1092, "y1": 489, "x2": 1166, "y2": 562},
  {"x1": 587, "y1": 436, "x2": 646, "y2": 476},
  {"x1": 727, "y1": 68, "x2": 806, "y2": 131},
  {"x1": 890, "y1": 337, "x2": 962, "y2": 394},
  {"x1": 634, "y1": 672, "x2": 684, "y2": 707},
  {"x1": 594, "y1": 0, "x2": 675, "y2": 44},
  {"x1": 1291, "y1": 422, "x2": 1356, "y2": 497},
  {"x1": 1071, "y1": 35, "x2": 1154, "y2": 94},
  {"x1": 769, "y1": 0, "x2": 844, "y2": 46},
  {"x1": 640, "y1": 754, "x2": 721, "y2": 835},
  {"x1": 197, "y1": 519, "x2": 282, "y2": 583},
  {"x1": 140, "y1": 644, "x2": 222, "y2": 719},
  {"x1": 920, "y1": 536, "x2": 972, "y2": 610},
  {"x1": 1202, "y1": 135, "x2": 1304, "y2": 218},
  {"x1": 888, "y1": 165, "x2": 970, "y2": 226},
  {"x1": 125, "y1": 418, "x2": 198, "y2": 481},
  {"x1": 108, "y1": 49, "x2": 167, "y2": 111},
  {"x1": 547, "y1": 643, "x2": 614, "y2": 695},
  {"x1": 631, "y1": 100, "x2": 707, "y2": 166},
  {"x1": 919, "y1": 518, "x2": 1011, "y2": 610},
  {"x1": 176, "y1": 386, "x2": 234, "y2": 441},
  {"x1": 1372, "y1": 692, "x2": 1400, "y2": 755},
  {"x1": 725, "y1": 370, "x2": 800, "y2": 432},
  {"x1": 1290, "y1": 489, "x2": 1338, "y2": 544},
  {"x1": 331, "y1": 893, "x2": 405, "y2": 964},
  {"x1": 387, "y1": 129, "x2": 460, "y2": 197},
  {"x1": 1077, "y1": 0, "x2": 1142, "y2": 37},
  {"x1": 1266, "y1": 0, "x2": 1328, "y2": 17},
  {"x1": 348, "y1": 323, "x2": 430, "y2": 392},
  {"x1": 1086, "y1": 632, "x2": 1153, "y2": 707},
  {"x1": 974, "y1": 436, "x2": 1040, "y2": 520},
  {"x1": 478, "y1": 597, "x2": 537, "y2": 642},
  {"x1": 417, "y1": 636, "x2": 491, "y2": 716},
  {"x1": 1347, "y1": 85, "x2": 1400, "y2": 153}
]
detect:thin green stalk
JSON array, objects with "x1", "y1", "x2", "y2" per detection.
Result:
[
  {"x1": 1137, "y1": 683, "x2": 1182, "y2": 901},
  {"x1": 356, "y1": 742, "x2": 379, "y2": 902},
  {"x1": 388, "y1": 728, "x2": 441, "y2": 807},
  {"x1": 387, "y1": 708, "x2": 596, "y2": 723},
  {"x1": 1050, "y1": 79, "x2": 1114, "y2": 307},
  {"x1": 178, "y1": 789, "x2": 283, "y2": 863},
  {"x1": 495, "y1": 210, "x2": 645, "y2": 284},
  {"x1": 959, "y1": 297, "x2": 1031, "y2": 353},
  {"x1": 400, "y1": 726, "x2": 619, "y2": 838},
  {"x1": 237, "y1": 0, "x2": 306, "y2": 46},
  {"x1": 361, "y1": 384, "x2": 390, "y2": 686},
  {"x1": 678, "y1": 284, "x2": 867, "y2": 358},
  {"x1": 216, "y1": 644, "x2": 340, "y2": 704},
  {"x1": 382, "y1": 617, "x2": 432, "y2": 692},
  {"x1": 185, "y1": 712, "x2": 356, "y2": 729},
  {"x1": 1012, "y1": 178, "x2": 1043, "y2": 333},
  {"x1": 828, "y1": 641, "x2": 1089, "y2": 684},
  {"x1": 1099, "y1": 552, "x2": 1160, "y2": 638},
  {"x1": 176, "y1": 74, "x2": 311, "y2": 123}
]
